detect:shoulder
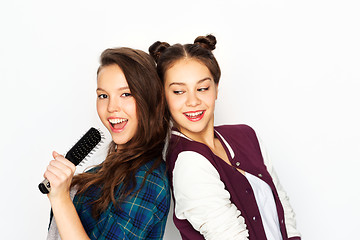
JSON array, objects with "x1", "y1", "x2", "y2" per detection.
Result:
[
  {"x1": 167, "y1": 131, "x2": 213, "y2": 162},
  {"x1": 89, "y1": 160, "x2": 170, "y2": 239},
  {"x1": 216, "y1": 124, "x2": 259, "y2": 141},
  {"x1": 174, "y1": 151, "x2": 220, "y2": 185},
  {"x1": 176, "y1": 151, "x2": 213, "y2": 168},
  {"x1": 117, "y1": 159, "x2": 170, "y2": 221},
  {"x1": 135, "y1": 159, "x2": 170, "y2": 206},
  {"x1": 136, "y1": 159, "x2": 169, "y2": 190},
  {"x1": 174, "y1": 151, "x2": 214, "y2": 172},
  {"x1": 216, "y1": 124, "x2": 256, "y2": 135}
]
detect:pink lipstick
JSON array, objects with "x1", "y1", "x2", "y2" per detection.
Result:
[
  {"x1": 108, "y1": 117, "x2": 128, "y2": 133},
  {"x1": 183, "y1": 110, "x2": 205, "y2": 122}
]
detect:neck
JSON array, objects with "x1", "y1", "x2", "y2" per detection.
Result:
[{"x1": 177, "y1": 123, "x2": 216, "y2": 150}]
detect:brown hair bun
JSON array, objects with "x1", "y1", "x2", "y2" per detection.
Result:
[
  {"x1": 194, "y1": 34, "x2": 217, "y2": 51},
  {"x1": 149, "y1": 41, "x2": 170, "y2": 63}
]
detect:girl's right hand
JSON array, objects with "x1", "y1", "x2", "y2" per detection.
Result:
[
  {"x1": 43, "y1": 152, "x2": 90, "y2": 240},
  {"x1": 43, "y1": 151, "x2": 76, "y2": 202}
]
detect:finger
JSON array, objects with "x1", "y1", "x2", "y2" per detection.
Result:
[
  {"x1": 48, "y1": 160, "x2": 74, "y2": 177},
  {"x1": 46, "y1": 164, "x2": 70, "y2": 180},
  {"x1": 44, "y1": 166, "x2": 65, "y2": 188},
  {"x1": 52, "y1": 151, "x2": 76, "y2": 171},
  {"x1": 44, "y1": 169, "x2": 57, "y2": 184},
  {"x1": 52, "y1": 151, "x2": 62, "y2": 159},
  {"x1": 44, "y1": 167, "x2": 71, "y2": 197}
]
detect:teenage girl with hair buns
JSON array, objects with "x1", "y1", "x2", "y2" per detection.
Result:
[
  {"x1": 44, "y1": 47, "x2": 171, "y2": 240},
  {"x1": 149, "y1": 35, "x2": 301, "y2": 240}
]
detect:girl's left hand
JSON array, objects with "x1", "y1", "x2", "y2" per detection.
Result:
[{"x1": 43, "y1": 151, "x2": 76, "y2": 201}]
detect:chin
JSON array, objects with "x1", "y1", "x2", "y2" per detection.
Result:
[
  {"x1": 111, "y1": 135, "x2": 130, "y2": 146},
  {"x1": 181, "y1": 125, "x2": 206, "y2": 134}
]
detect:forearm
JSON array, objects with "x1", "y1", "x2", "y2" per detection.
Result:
[
  {"x1": 50, "y1": 195, "x2": 90, "y2": 240},
  {"x1": 194, "y1": 204, "x2": 249, "y2": 240}
]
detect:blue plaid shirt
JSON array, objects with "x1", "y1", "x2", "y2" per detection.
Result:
[{"x1": 73, "y1": 159, "x2": 170, "y2": 239}]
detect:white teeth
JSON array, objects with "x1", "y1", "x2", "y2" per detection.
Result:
[
  {"x1": 185, "y1": 111, "x2": 204, "y2": 117},
  {"x1": 109, "y1": 118, "x2": 127, "y2": 124}
]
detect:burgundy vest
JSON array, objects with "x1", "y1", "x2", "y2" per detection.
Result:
[{"x1": 167, "y1": 124, "x2": 289, "y2": 240}]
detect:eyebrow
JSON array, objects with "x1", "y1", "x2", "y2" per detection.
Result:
[
  {"x1": 168, "y1": 77, "x2": 212, "y2": 87},
  {"x1": 96, "y1": 86, "x2": 130, "y2": 91}
]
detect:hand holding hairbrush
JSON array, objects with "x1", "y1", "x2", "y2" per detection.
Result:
[{"x1": 39, "y1": 127, "x2": 103, "y2": 194}]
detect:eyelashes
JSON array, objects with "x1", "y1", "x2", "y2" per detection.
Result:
[
  {"x1": 173, "y1": 90, "x2": 184, "y2": 95},
  {"x1": 97, "y1": 92, "x2": 132, "y2": 99},
  {"x1": 121, "y1": 93, "x2": 132, "y2": 97},
  {"x1": 198, "y1": 87, "x2": 209, "y2": 92},
  {"x1": 172, "y1": 87, "x2": 210, "y2": 95},
  {"x1": 98, "y1": 93, "x2": 108, "y2": 99}
]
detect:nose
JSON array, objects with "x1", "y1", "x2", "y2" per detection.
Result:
[
  {"x1": 186, "y1": 91, "x2": 201, "y2": 107},
  {"x1": 107, "y1": 97, "x2": 120, "y2": 113}
]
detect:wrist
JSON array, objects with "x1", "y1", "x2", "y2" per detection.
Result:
[{"x1": 49, "y1": 191, "x2": 72, "y2": 207}]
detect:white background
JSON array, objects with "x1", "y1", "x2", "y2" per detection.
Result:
[{"x1": 1, "y1": 0, "x2": 359, "y2": 239}]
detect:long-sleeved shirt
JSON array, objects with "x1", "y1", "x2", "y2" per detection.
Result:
[
  {"x1": 167, "y1": 124, "x2": 301, "y2": 240},
  {"x1": 47, "y1": 158, "x2": 171, "y2": 240}
]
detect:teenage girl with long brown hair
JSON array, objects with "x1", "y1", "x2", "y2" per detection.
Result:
[
  {"x1": 44, "y1": 47, "x2": 170, "y2": 239},
  {"x1": 149, "y1": 35, "x2": 301, "y2": 240}
]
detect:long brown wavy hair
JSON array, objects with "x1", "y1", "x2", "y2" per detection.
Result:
[{"x1": 71, "y1": 47, "x2": 169, "y2": 219}]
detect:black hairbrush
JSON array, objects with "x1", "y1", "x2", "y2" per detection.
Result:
[{"x1": 38, "y1": 127, "x2": 104, "y2": 194}]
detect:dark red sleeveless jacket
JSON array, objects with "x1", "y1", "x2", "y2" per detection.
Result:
[{"x1": 167, "y1": 124, "x2": 291, "y2": 240}]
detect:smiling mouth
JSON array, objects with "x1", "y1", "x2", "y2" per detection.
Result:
[
  {"x1": 183, "y1": 111, "x2": 205, "y2": 122},
  {"x1": 109, "y1": 118, "x2": 128, "y2": 131}
]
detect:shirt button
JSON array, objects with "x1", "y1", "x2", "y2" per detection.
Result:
[
  {"x1": 252, "y1": 216, "x2": 258, "y2": 222},
  {"x1": 258, "y1": 173, "x2": 263, "y2": 178},
  {"x1": 236, "y1": 162, "x2": 240, "y2": 166},
  {"x1": 245, "y1": 188, "x2": 252, "y2": 194},
  {"x1": 281, "y1": 219, "x2": 284, "y2": 224}
]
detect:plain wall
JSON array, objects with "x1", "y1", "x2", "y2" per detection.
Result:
[{"x1": 1, "y1": 0, "x2": 359, "y2": 239}]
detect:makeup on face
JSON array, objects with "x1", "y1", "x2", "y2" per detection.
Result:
[
  {"x1": 164, "y1": 59, "x2": 218, "y2": 138},
  {"x1": 96, "y1": 64, "x2": 138, "y2": 146},
  {"x1": 183, "y1": 110, "x2": 206, "y2": 122},
  {"x1": 108, "y1": 117, "x2": 128, "y2": 132}
]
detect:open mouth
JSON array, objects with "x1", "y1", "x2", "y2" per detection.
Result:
[
  {"x1": 108, "y1": 118, "x2": 128, "y2": 131},
  {"x1": 183, "y1": 110, "x2": 205, "y2": 122}
]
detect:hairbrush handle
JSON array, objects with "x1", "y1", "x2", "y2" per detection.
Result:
[
  {"x1": 39, "y1": 179, "x2": 52, "y2": 194},
  {"x1": 38, "y1": 127, "x2": 103, "y2": 194}
]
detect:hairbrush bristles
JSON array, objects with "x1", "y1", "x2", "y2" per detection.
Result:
[
  {"x1": 64, "y1": 127, "x2": 103, "y2": 166},
  {"x1": 74, "y1": 128, "x2": 105, "y2": 167}
]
